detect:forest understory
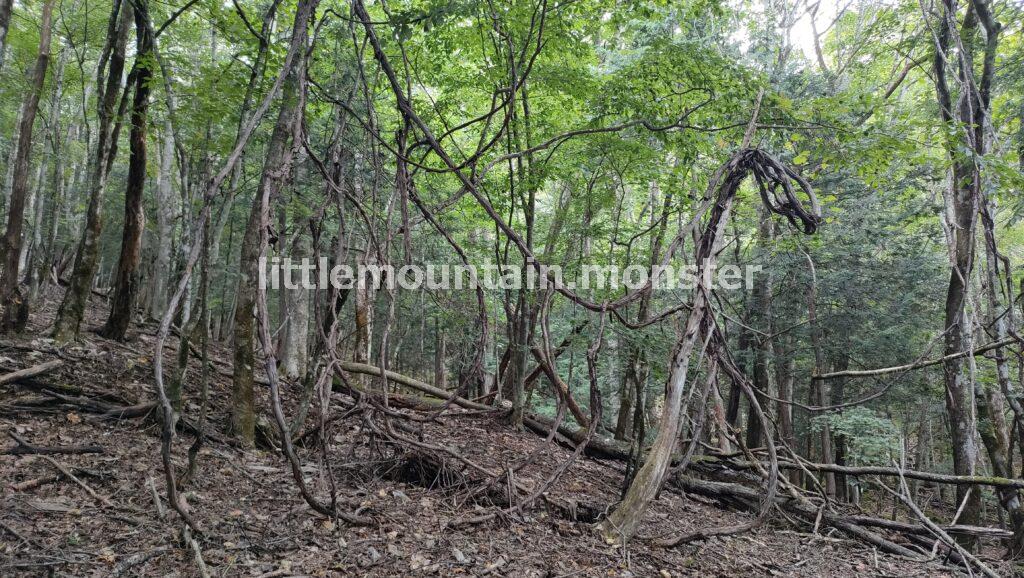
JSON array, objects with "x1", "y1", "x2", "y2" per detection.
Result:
[{"x1": 0, "y1": 291, "x2": 1015, "y2": 577}]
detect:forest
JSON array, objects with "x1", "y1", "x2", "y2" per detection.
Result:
[{"x1": 1, "y1": 0, "x2": 1024, "y2": 574}]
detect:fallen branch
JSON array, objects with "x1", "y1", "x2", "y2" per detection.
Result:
[
  {"x1": 879, "y1": 470, "x2": 1000, "y2": 578},
  {"x1": 41, "y1": 455, "x2": 113, "y2": 507},
  {"x1": 0, "y1": 359, "x2": 63, "y2": 385},
  {"x1": 694, "y1": 454, "x2": 1024, "y2": 489},
  {"x1": 9, "y1": 474, "x2": 63, "y2": 491},
  {"x1": 112, "y1": 546, "x2": 171, "y2": 577},
  {"x1": 669, "y1": 474, "x2": 924, "y2": 560},
  {"x1": 337, "y1": 362, "x2": 634, "y2": 462},
  {"x1": 4, "y1": 431, "x2": 104, "y2": 456},
  {"x1": 339, "y1": 361, "x2": 494, "y2": 412},
  {"x1": 846, "y1": 515, "x2": 1013, "y2": 539},
  {"x1": 814, "y1": 337, "x2": 1016, "y2": 380}
]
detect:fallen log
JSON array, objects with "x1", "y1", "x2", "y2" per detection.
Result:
[
  {"x1": 339, "y1": 361, "x2": 494, "y2": 411},
  {"x1": 337, "y1": 361, "x2": 1003, "y2": 569},
  {"x1": 340, "y1": 362, "x2": 1024, "y2": 498},
  {"x1": 846, "y1": 515, "x2": 1013, "y2": 539},
  {"x1": 669, "y1": 474, "x2": 923, "y2": 559},
  {"x1": 4, "y1": 431, "x2": 104, "y2": 456},
  {"x1": 0, "y1": 359, "x2": 63, "y2": 386},
  {"x1": 694, "y1": 455, "x2": 1024, "y2": 489},
  {"x1": 337, "y1": 361, "x2": 633, "y2": 461}
]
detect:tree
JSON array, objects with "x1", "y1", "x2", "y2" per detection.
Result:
[
  {"x1": 100, "y1": 0, "x2": 154, "y2": 340},
  {"x1": 0, "y1": 0, "x2": 54, "y2": 333},
  {"x1": 51, "y1": 0, "x2": 131, "y2": 342},
  {"x1": 230, "y1": 5, "x2": 308, "y2": 443}
]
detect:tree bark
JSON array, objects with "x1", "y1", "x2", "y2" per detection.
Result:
[
  {"x1": 149, "y1": 119, "x2": 176, "y2": 319},
  {"x1": 931, "y1": 0, "x2": 998, "y2": 544},
  {"x1": 830, "y1": 352, "x2": 849, "y2": 501},
  {"x1": 0, "y1": 0, "x2": 54, "y2": 333},
  {"x1": 52, "y1": 0, "x2": 131, "y2": 342},
  {"x1": 805, "y1": 251, "x2": 834, "y2": 495},
  {"x1": 597, "y1": 150, "x2": 745, "y2": 544},
  {"x1": 774, "y1": 338, "x2": 797, "y2": 484},
  {"x1": 282, "y1": 233, "x2": 309, "y2": 380},
  {"x1": 0, "y1": 0, "x2": 12, "y2": 72},
  {"x1": 231, "y1": 50, "x2": 302, "y2": 444},
  {"x1": 101, "y1": 0, "x2": 154, "y2": 340},
  {"x1": 745, "y1": 209, "x2": 773, "y2": 449}
]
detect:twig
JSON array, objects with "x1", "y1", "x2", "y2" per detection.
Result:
[
  {"x1": 814, "y1": 337, "x2": 1016, "y2": 380},
  {"x1": 112, "y1": 546, "x2": 171, "y2": 576},
  {"x1": 40, "y1": 455, "x2": 113, "y2": 507},
  {"x1": 148, "y1": 476, "x2": 166, "y2": 520},
  {"x1": 0, "y1": 520, "x2": 39, "y2": 548},
  {"x1": 183, "y1": 526, "x2": 211, "y2": 578}
]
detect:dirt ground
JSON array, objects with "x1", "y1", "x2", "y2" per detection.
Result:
[{"x1": 0, "y1": 293, "x2": 1011, "y2": 576}]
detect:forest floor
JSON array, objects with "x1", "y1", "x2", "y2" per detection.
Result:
[{"x1": 0, "y1": 291, "x2": 1013, "y2": 576}]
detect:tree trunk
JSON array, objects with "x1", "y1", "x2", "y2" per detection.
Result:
[
  {"x1": 805, "y1": 251, "x2": 835, "y2": 496},
  {"x1": 774, "y1": 339, "x2": 798, "y2": 484},
  {"x1": 433, "y1": 318, "x2": 446, "y2": 390},
  {"x1": 282, "y1": 233, "x2": 309, "y2": 380},
  {"x1": 931, "y1": 0, "x2": 995, "y2": 545},
  {"x1": 745, "y1": 210, "x2": 773, "y2": 448},
  {"x1": 830, "y1": 353, "x2": 849, "y2": 501},
  {"x1": 101, "y1": 0, "x2": 154, "y2": 340},
  {"x1": 231, "y1": 52, "x2": 302, "y2": 444},
  {"x1": 0, "y1": 0, "x2": 53, "y2": 333},
  {"x1": 149, "y1": 119, "x2": 176, "y2": 319},
  {"x1": 52, "y1": 0, "x2": 131, "y2": 342},
  {"x1": 596, "y1": 128, "x2": 765, "y2": 543},
  {"x1": 28, "y1": 42, "x2": 68, "y2": 300},
  {"x1": 21, "y1": 160, "x2": 46, "y2": 285},
  {"x1": 0, "y1": 0, "x2": 12, "y2": 72}
]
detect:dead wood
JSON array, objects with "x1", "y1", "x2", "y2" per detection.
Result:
[
  {"x1": 0, "y1": 359, "x2": 63, "y2": 385},
  {"x1": 668, "y1": 474, "x2": 923, "y2": 559},
  {"x1": 337, "y1": 362, "x2": 633, "y2": 463},
  {"x1": 845, "y1": 515, "x2": 1013, "y2": 538},
  {"x1": 40, "y1": 455, "x2": 113, "y2": 507},
  {"x1": 4, "y1": 430, "x2": 104, "y2": 455},
  {"x1": 694, "y1": 454, "x2": 1024, "y2": 489},
  {"x1": 814, "y1": 336, "x2": 1017, "y2": 380}
]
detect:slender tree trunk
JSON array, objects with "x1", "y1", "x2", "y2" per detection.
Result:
[
  {"x1": 149, "y1": 119, "x2": 176, "y2": 319},
  {"x1": 596, "y1": 107, "x2": 769, "y2": 540},
  {"x1": 932, "y1": 0, "x2": 993, "y2": 543},
  {"x1": 0, "y1": 0, "x2": 12, "y2": 72},
  {"x1": 0, "y1": 0, "x2": 53, "y2": 333},
  {"x1": 774, "y1": 339, "x2": 798, "y2": 484},
  {"x1": 616, "y1": 180, "x2": 670, "y2": 442},
  {"x1": 28, "y1": 42, "x2": 68, "y2": 300},
  {"x1": 21, "y1": 161, "x2": 46, "y2": 278},
  {"x1": 977, "y1": 217, "x2": 1024, "y2": 553},
  {"x1": 598, "y1": 201, "x2": 731, "y2": 544},
  {"x1": 232, "y1": 48, "x2": 303, "y2": 444},
  {"x1": 710, "y1": 377, "x2": 733, "y2": 453},
  {"x1": 101, "y1": 0, "x2": 154, "y2": 340},
  {"x1": 282, "y1": 233, "x2": 309, "y2": 380},
  {"x1": 726, "y1": 326, "x2": 749, "y2": 427},
  {"x1": 745, "y1": 210, "x2": 773, "y2": 448},
  {"x1": 830, "y1": 353, "x2": 849, "y2": 501},
  {"x1": 52, "y1": 0, "x2": 131, "y2": 342}
]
